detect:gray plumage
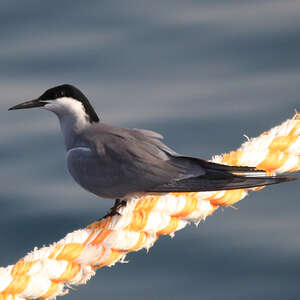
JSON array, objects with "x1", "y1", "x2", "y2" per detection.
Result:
[
  {"x1": 9, "y1": 84, "x2": 297, "y2": 200},
  {"x1": 66, "y1": 122, "x2": 294, "y2": 199},
  {"x1": 67, "y1": 123, "x2": 195, "y2": 198}
]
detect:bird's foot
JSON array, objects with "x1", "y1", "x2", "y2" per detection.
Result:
[{"x1": 103, "y1": 199, "x2": 127, "y2": 218}]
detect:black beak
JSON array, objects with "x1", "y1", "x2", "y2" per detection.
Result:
[{"x1": 8, "y1": 99, "x2": 46, "y2": 111}]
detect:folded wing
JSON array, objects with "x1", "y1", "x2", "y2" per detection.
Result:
[{"x1": 147, "y1": 156, "x2": 297, "y2": 192}]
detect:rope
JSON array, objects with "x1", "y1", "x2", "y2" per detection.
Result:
[{"x1": 1, "y1": 113, "x2": 300, "y2": 300}]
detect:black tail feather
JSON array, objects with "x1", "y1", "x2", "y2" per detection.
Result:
[{"x1": 148, "y1": 169, "x2": 297, "y2": 193}]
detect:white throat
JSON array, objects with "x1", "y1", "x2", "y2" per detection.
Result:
[
  {"x1": 44, "y1": 97, "x2": 90, "y2": 131},
  {"x1": 44, "y1": 97, "x2": 91, "y2": 149}
]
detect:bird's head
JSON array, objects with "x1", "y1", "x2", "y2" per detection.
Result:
[{"x1": 9, "y1": 84, "x2": 100, "y2": 124}]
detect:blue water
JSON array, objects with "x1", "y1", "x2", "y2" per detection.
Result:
[{"x1": 1, "y1": 1, "x2": 300, "y2": 299}]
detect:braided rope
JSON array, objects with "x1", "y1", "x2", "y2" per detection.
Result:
[{"x1": 1, "y1": 114, "x2": 300, "y2": 300}]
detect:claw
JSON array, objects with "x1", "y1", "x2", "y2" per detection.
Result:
[{"x1": 103, "y1": 199, "x2": 127, "y2": 218}]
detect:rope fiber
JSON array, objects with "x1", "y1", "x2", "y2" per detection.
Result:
[{"x1": 1, "y1": 114, "x2": 300, "y2": 300}]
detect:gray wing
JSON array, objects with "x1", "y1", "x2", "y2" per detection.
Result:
[
  {"x1": 67, "y1": 124, "x2": 199, "y2": 199},
  {"x1": 68, "y1": 123, "x2": 296, "y2": 199},
  {"x1": 147, "y1": 156, "x2": 296, "y2": 192}
]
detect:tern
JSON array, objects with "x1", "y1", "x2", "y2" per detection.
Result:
[{"x1": 9, "y1": 84, "x2": 296, "y2": 213}]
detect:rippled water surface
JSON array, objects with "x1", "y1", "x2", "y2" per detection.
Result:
[{"x1": 1, "y1": 1, "x2": 300, "y2": 299}]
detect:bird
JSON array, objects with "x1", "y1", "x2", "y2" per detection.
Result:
[{"x1": 9, "y1": 84, "x2": 296, "y2": 214}]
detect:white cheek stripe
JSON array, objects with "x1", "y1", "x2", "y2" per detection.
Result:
[
  {"x1": 44, "y1": 97, "x2": 90, "y2": 131},
  {"x1": 45, "y1": 98, "x2": 86, "y2": 115}
]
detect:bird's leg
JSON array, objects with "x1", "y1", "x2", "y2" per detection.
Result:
[{"x1": 103, "y1": 199, "x2": 127, "y2": 218}]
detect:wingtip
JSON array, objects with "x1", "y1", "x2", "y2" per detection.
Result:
[
  {"x1": 271, "y1": 174, "x2": 299, "y2": 185},
  {"x1": 279, "y1": 175, "x2": 299, "y2": 182}
]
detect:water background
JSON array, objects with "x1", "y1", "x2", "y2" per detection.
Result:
[{"x1": 1, "y1": 1, "x2": 300, "y2": 299}]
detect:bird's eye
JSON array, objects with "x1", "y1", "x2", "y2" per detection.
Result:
[{"x1": 56, "y1": 91, "x2": 65, "y2": 98}]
